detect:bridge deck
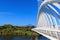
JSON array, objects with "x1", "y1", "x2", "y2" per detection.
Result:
[{"x1": 32, "y1": 28, "x2": 60, "y2": 40}]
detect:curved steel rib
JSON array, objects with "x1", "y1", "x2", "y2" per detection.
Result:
[{"x1": 38, "y1": 0, "x2": 60, "y2": 21}]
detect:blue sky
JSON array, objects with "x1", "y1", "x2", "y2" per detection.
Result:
[
  {"x1": 0, "y1": 0, "x2": 38, "y2": 26},
  {"x1": 0, "y1": 0, "x2": 60, "y2": 26}
]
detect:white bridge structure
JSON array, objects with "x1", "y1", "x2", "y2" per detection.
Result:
[{"x1": 32, "y1": 0, "x2": 60, "y2": 40}]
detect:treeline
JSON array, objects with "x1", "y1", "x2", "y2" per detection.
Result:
[
  {"x1": 0, "y1": 24, "x2": 35, "y2": 29},
  {"x1": 0, "y1": 24, "x2": 39, "y2": 37}
]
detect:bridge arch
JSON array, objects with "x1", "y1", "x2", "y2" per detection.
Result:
[{"x1": 32, "y1": 0, "x2": 60, "y2": 40}]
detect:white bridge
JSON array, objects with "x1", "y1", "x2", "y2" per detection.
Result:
[{"x1": 32, "y1": 0, "x2": 60, "y2": 40}]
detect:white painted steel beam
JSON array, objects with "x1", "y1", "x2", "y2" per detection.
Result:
[
  {"x1": 48, "y1": 4, "x2": 60, "y2": 18},
  {"x1": 38, "y1": 0, "x2": 60, "y2": 21},
  {"x1": 51, "y1": 14, "x2": 58, "y2": 29},
  {"x1": 53, "y1": 3, "x2": 60, "y2": 9},
  {"x1": 32, "y1": 28, "x2": 58, "y2": 40},
  {"x1": 32, "y1": 0, "x2": 60, "y2": 40}
]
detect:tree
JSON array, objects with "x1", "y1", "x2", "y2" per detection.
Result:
[{"x1": 3, "y1": 24, "x2": 13, "y2": 28}]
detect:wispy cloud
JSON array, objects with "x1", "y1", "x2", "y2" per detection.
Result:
[
  {"x1": 0, "y1": 12, "x2": 16, "y2": 15},
  {"x1": 0, "y1": 12, "x2": 12, "y2": 15}
]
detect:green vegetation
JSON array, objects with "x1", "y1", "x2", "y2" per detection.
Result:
[{"x1": 0, "y1": 24, "x2": 39, "y2": 37}]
